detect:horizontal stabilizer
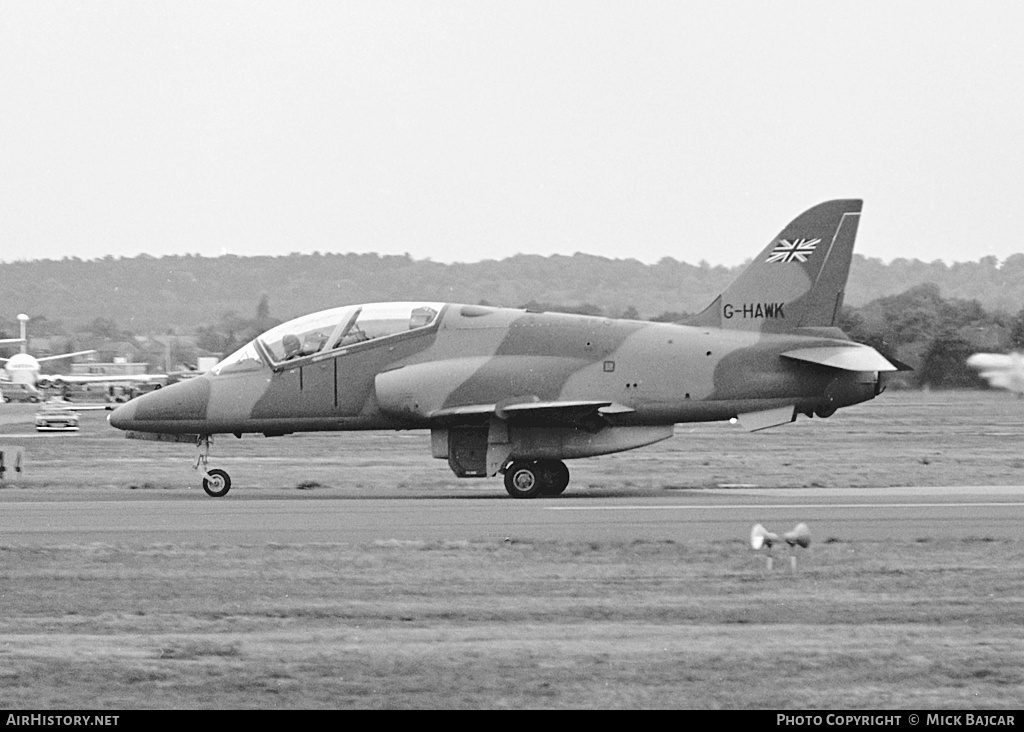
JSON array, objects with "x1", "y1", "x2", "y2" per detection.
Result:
[
  {"x1": 736, "y1": 405, "x2": 796, "y2": 432},
  {"x1": 781, "y1": 346, "x2": 898, "y2": 372}
]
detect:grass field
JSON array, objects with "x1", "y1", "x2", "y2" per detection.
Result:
[{"x1": 0, "y1": 390, "x2": 1023, "y2": 709}]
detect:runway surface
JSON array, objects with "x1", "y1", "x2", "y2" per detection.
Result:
[{"x1": 2, "y1": 485, "x2": 1022, "y2": 545}]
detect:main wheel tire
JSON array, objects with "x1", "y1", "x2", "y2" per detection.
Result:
[
  {"x1": 535, "y1": 459, "x2": 570, "y2": 496},
  {"x1": 504, "y1": 461, "x2": 542, "y2": 499},
  {"x1": 202, "y1": 468, "x2": 232, "y2": 498}
]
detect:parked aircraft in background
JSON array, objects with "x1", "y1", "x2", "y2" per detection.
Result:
[
  {"x1": 110, "y1": 200, "x2": 905, "y2": 498},
  {"x1": 0, "y1": 314, "x2": 165, "y2": 391},
  {"x1": 967, "y1": 352, "x2": 1024, "y2": 393}
]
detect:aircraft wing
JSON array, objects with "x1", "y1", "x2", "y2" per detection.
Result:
[
  {"x1": 38, "y1": 397, "x2": 114, "y2": 411},
  {"x1": 430, "y1": 399, "x2": 634, "y2": 427},
  {"x1": 35, "y1": 349, "x2": 98, "y2": 363}
]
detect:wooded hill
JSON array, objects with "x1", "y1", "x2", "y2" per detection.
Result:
[{"x1": 1, "y1": 251, "x2": 1022, "y2": 334}]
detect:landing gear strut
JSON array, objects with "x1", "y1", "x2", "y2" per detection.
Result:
[
  {"x1": 195, "y1": 435, "x2": 232, "y2": 497},
  {"x1": 503, "y1": 459, "x2": 570, "y2": 498}
]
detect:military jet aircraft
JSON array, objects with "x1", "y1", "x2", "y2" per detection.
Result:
[{"x1": 109, "y1": 199, "x2": 900, "y2": 498}]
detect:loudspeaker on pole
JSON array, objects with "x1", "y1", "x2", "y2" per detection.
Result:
[
  {"x1": 750, "y1": 523, "x2": 778, "y2": 551},
  {"x1": 750, "y1": 522, "x2": 810, "y2": 571},
  {"x1": 783, "y1": 522, "x2": 811, "y2": 549}
]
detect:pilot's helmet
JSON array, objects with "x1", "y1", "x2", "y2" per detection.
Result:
[{"x1": 282, "y1": 334, "x2": 301, "y2": 357}]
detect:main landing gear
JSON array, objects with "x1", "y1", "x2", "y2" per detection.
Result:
[
  {"x1": 503, "y1": 459, "x2": 570, "y2": 499},
  {"x1": 195, "y1": 435, "x2": 232, "y2": 497}
]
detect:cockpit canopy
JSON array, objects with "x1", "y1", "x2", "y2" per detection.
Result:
[{"x1": 212, "y1": 302, "x2": 444, "y2": 375}]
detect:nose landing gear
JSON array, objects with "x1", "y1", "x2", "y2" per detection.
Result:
[
  {"x1": 195, "y1": 435, "x2": 232, "y2": 497},
  {"x1": 202, "y1": 468, "x2": 232, "y2": 498}
]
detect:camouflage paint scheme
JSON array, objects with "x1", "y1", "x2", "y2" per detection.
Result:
[{"x1": 109, "y1": 200, "x2": 900, "y2": 497}]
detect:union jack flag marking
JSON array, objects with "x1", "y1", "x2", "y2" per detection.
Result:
[{"x1": 766, "y1": 238, "x2": 820, "y2": 263}]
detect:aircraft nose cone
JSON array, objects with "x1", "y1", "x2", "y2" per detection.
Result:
[
  {"x1": 107, "y1": 376, "x2": 212, "y2": 431},
  {"x1": 108, "y1": 400, "x2": 137, "y2": 430}
]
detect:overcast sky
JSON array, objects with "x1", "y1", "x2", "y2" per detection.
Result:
[{"x1": 1, "y1": 1, "x2": 1021, "y2": 266}]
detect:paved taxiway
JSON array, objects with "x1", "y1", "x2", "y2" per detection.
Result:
[{"x1": 1, "y1": 486, "x2": 1022, "y2": 545}]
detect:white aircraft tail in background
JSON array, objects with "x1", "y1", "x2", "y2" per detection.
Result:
[
  {"x1": 0, "y1": 314, "x2": 165, "y2": 390},
  {"x1": 967, "y1": 352, "x2": 1024, "y2": 393},
  {"x1": 0, "y1": 314, "x2": 97, "y2": 386}
]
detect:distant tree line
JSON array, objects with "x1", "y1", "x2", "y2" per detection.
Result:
[
  {"x1": 838, "y1": 282, "x2": 1017, "y2": 389},
  {"x1": 4, "y1": 251, "x2": 1024, "y2": 332}
]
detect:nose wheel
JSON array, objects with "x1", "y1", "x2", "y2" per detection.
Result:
[
  {"x1": 195, "y1": 435, "x2": 232, "y2": 497},
  {"x1": 202, "y1": 468, "x2": 232, "y2": 498}
]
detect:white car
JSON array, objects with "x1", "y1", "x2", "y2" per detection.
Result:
[{"x1": 35, "y1": 405, "x2": 81, "y2": 431}]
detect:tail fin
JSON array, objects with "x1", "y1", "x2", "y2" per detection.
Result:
[{"x1": 688, "y1": 200, "x2": 862, "y2": 333}]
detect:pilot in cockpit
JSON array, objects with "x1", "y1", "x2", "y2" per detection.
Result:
[{"x1": 282, "y1": 334, "x2": 302, "y2": 360}]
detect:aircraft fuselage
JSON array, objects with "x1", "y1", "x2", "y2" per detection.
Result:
[{"x1": 109, "y1": 303, "x2": 879, "y2": 436}]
